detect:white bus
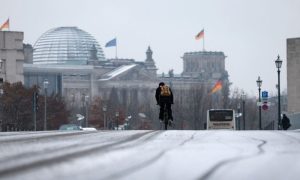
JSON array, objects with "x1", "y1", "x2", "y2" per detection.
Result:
[{"x1": 207, "y1": 109, "x2": 236, "y2": 130}]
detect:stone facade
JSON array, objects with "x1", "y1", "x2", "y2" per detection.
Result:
[
  {"x1": 24, "y1": 48, "x2": 159, "y2": 108},
  {"x1": 23, "y1": 45, "x2": 229, "y2": 129},
  {"x1": 0, "y1": 31, "x2": 24, "y2": 84},
  {"x1": 23, "y1": 44, "x2": 33, "y2": 64},
  {"x1": 182, "y1": 51, "x2": 226, "y2": 80},
  {"x1": 287, "y1": 37, "x2": 300, "y2": 113},
  {"x1": 24, "y1": 48, "x2": 229, "y2": 108}
]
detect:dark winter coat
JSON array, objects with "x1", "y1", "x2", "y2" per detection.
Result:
[
  {"x1": 282, "y1": 115, "x2": 291, "y2": 130},
  {"x1": 155, "y1": 86, "x2": 174, "y2": 104}
]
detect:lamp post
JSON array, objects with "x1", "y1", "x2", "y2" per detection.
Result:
[
  {"x1": 241, "y1": 92, "x2": 246, "y2": 130},
  {"x1": 115, "y1": 111, "x2": 119, "y2": 130},
  {"x1": 85, "y1": 95, "x2": 89, "y2": 127},
  {"x1": 102, "y1": 105, "x2": 107, "y2": 129},
  {"x1": 256, "y1": 76, "x2": 262, "y2": 130},
  {"x1": 43, "y1": 79, "x2": 49, "y2": 131},
  {"x1": 237, "y1": 103, "x2": 241, "y2": 130},
  {"x1": 126, "y1": 115, "x2": 131, "y2": 130},
  {"x1": 0, "y1": 88, "x2": 3, "y2": 132},
  {"x1": 275, "y1": 55, "x2": 283, "y2": 130},
  {"x1": 0, "y1": 60, "x2": 3, "y2": 84}
]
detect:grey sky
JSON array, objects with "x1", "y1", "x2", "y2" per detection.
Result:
[{"x1": 1, "y1": 0, "x2": 300, "y2": 96}]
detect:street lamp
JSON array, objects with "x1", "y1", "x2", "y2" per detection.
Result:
[
  {"x1": 256, "y1": 76, "x2": 262, "y2": 130},
  {"x1": 102, "y1": 105, "x2": 107, "y2": 129},
  {"x1": 0, "y1": 88, "x2": 3, "y2": 132},
  {"x1": 125, "y1": 115, "x2": 131, "y2": 130},
  {"x1": 241, "y1": 92, "x2": 246, "y2": 130},
  {"x1": 85, "y1": 95, "x2": 89, "y2": 127},
  {"x1": 237, "y1": 103, "x2": 241, "y2": 130},
  {"x1": 0, "y1": 60, "x2": 3, "y2": 85},
  {"x1": 43, "y1": 79, "x2": 49, "y2": 131},
  {"x1": 275, "y1": 55, "x2": 283, "y2": 130},
  {"x1": 115, "y1": 111, "x2": 119, "y2": 130}
]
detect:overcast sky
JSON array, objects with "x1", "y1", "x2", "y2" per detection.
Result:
[{"x1": 1, "y1": 0, "x2": 300, "y2": 96}]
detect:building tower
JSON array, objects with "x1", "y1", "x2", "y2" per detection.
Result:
[
  {"x1": 87, "y1": 44, "x2": 99, "y2": 65},
  {"x1": 0, "y1": 31, "x2": 24, "y2": 84},
  {"x1": 144, "y1": 46, "x2": 157, "y2": 77},
  {"x1": 181, "y1": 51, "x2": 227, "y2": 81}
]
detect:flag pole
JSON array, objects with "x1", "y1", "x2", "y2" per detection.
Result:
[
  {"x1": 115, "y1": 37, "x2": 118, "y2": 59},
  {"x1": 203, "y1": 31, "x2": 205, "y2": 51}
]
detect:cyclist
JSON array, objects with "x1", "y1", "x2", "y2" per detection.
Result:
[{"x1": 155, "y1": 82, "x2": 174, "y2": 122}]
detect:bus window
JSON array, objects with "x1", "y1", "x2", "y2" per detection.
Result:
[{"x1": 207, "y1": 109, "x2": 235, "y2": 130}]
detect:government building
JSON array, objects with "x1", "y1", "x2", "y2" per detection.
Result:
[{"x1": 2, "y1": 27, "x2": 229, "y2": 129}]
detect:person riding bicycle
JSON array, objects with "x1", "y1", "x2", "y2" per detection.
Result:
[{"x1": 155, "y1": 82, "x2": 174, "y2": 122}]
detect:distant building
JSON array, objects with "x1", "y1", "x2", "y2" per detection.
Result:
[
  {"x1": 182, "y1": 51, "x2": 227, "y2": 80},
  {"x1": 160, "y1": 51, "x2": 229, "y2": 109},
  {"x1": 23, "y1": 27, "x2": 158, "y2": 105},
  {"x1": 23, "y1": 26, "x2": 229, "y2": 128},
  {"x1": 287, "y1": 37, "x2": 300, "y2": 113},
  {"x1": 0, "y1": 31, "x2": 24, "y2": 84},
  {"x1": 23, "y1": 27, "x2": 229, "y2": 101},
  {"x1": 33, "y1": 27, "x2": 105, "y2": 65}
]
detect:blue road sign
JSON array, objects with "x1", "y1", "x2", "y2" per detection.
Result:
[{"x1": 262, "y1": 91, "x2": 268, "y2": 98}]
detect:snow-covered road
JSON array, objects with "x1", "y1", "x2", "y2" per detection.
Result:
[{"x1": 1, "y1": 130, "x2": 300, "y2": 180}]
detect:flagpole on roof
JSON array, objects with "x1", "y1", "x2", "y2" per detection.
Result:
[
  {"x1": 115, "y1": 37, "x2": 118, "y2": 59},
  {"x1": 203, "y1": 29, "x2": 205, "y2": 51}
]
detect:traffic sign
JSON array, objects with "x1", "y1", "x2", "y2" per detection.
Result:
[
  {"x1": 262, "y1": 103, "x2": 269, "y2": 110},
  {"x1": 261, "y1": 91, "x2": 268, "y2": 102},
  {"x1": 257, "y1": 102, "x2": 272, "y2": 107},
  {"x1": 262, "y1": 91, "x2": 268, "y2": 98}
]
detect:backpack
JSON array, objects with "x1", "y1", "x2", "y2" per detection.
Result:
[{"x1": 160, "y1": 85, "x2": 171, "y2": 96}]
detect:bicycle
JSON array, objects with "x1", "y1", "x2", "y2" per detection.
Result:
[{"x1": 161, "y1": 104, "x2": 172, "y2": 130}]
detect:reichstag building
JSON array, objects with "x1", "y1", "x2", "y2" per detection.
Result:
[{"x1": 23, "y1": 27, "x2": 229, "y2": 124}]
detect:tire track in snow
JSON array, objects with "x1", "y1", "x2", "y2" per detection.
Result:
[
  {"x1": 0, "y1": 130, "x2": 159, "y2": 178},
  {"x1": 197, "y1": 135, "x2": 267, "y2": 180},
  {"x1": 0, "y1": 131, "x2": 120, "y2": 164},
  {"x1": 104, "y1": 131, "x2": 213, "y2": 180}
]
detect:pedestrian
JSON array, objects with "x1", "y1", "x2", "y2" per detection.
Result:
[{"x1": 282, "y1": 114, "x2": 291, "y2": 130}]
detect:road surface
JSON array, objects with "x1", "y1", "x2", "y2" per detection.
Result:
[{"x1": 0, "y1": 130, "x2": 300, "y2": 180}]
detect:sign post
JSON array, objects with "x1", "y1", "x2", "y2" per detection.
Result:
[{"x1": 261, "y1": 91, "x2": 269, "y2": 111}]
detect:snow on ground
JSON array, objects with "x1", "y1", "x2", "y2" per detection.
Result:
[{"x1": 0, "y1": 130, "x2": 300, "y2": 180}]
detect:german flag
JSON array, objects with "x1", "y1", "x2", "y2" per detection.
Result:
[
  {"x1": 0, "y1": 19, "x2": 9, "y2": 31},
  {"x1": 209, "y1": 80, "x2": 222, "y2": 94},
  {"x1": 195, "y1": 29, "x2": 204, "y2": 40}
]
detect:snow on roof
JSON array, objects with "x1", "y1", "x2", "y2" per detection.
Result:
[{"x1": 99, "y1": 64, "x2": 137, "y2": 81}]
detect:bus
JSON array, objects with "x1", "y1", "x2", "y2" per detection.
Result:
[{"x1": 207, "y1": 109, "x2": 236, "y2": 130}]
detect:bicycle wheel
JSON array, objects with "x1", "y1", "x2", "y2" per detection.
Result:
[
  {"x1": 164, "y1": 119, "x2": 168, "y2": 130},
  {"x1": 163, "y1": 106, "x2": 168, "y2": 130}
]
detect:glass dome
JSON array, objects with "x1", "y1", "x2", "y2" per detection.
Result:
[{"x1": 33, "y1": 27, "x2": 105, "y2": 65}]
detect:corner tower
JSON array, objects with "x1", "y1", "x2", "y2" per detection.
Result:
[
  {"x1": 144, "y1": 46, "x2": 157, "y2": 76},
  {"x1": 181, "y1": 51, "x2": 227, "y2": 81}
]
